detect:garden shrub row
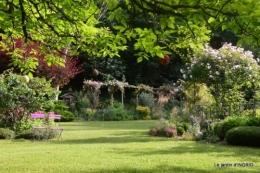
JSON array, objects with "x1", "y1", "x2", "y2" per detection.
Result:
[
  {"x1": 213, "y1": 116, "x2": 260, "y2": 140},
  {"x1": 226, "y1": 126, "x2": 260, "y2": 147}
]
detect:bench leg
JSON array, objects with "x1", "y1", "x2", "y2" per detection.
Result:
[
  {"x1": 32, "y1": 128, "x2": 48, "y2": 141},
  {"x1": 50, "y1": 129, "x2": 63, "y2": 140}
]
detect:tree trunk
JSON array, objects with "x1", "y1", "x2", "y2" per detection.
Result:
[
  {"x1": 121, "y1": 91, "x2": 124, "y2": 108},
  {"x1": 55, "y1": 85, "x2": 60, "y2": 100},
  {"x1": 110, "y1": 93, "x2": 114, "y2": 106}
]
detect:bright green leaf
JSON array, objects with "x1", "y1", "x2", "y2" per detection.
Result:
[
  {"x1": 208, "y1": 17, "x2": 215, "y2": 23},
  {"x1": 137, "y1": 57, "x2": 143, "y2": 63}
]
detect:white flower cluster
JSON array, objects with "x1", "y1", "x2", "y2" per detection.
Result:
[
  {"x1": 104, "y1": 79, "x2": 129, "y2": 92},
  {"x1": 84, "y1": 80, "x2": 103, "y2": 90},
  {"x1": 180, "y1": 43, "x2": 260, "y2": 84}
]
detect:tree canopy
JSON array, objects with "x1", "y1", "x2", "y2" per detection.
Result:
[
  {"x1": 0, "y1": 0, "x2": 259, "y2": 63},
  {"x1": 0, "y1": 0, "x2": 127, "y2": 61}
]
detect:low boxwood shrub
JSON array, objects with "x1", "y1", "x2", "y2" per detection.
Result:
[
  {"x1": 16, "y1": 129, "x2": 57, "y2": 140},
  {"x1": 15, "y1": 129, "x2": 34, "y2": 139},
  {"x1": 213, "y1": 116, "x2": 260, "y2": 140},
  {"x1": 226, "y1": 126, "x2": 260, "y2": 147},
  {"x1": 0, "y1": 128, "x2": 14, "y2": 139}
]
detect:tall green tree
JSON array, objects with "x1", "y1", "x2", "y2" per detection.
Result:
[
  {"x1": 0, "y1": 0, "x2": 127, "y2": 69},
  {"x1": 0, "y1": 0, "x2": 259, "y2": 66},
  {"x1": 107, "y1": 0, "x2": 260, "y2": 61},
  {"x1": 0, "y1": 70, "x2": 58, "y2": 134}
]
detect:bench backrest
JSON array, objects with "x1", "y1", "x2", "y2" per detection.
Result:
[
  {"x1": 48, "y1": 114, "x2": 61, "y2": 120},
  {"x1": 30, "y1": 113, "x2": 45, "y2": 119}
]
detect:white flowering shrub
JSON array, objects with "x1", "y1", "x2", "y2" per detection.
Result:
[
  {"x1": 182, "y1": 43, "x2": 259, "y2": 86},
  {"x1": 180, "y1": 43, "x2": 260, "y2": 117}
]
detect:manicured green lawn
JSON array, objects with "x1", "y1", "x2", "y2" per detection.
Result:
[{"x1": 0, "y1": 120, "x2": 259, "y2": 173}]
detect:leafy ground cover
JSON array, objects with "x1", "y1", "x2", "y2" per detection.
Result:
[{"x1": 0, "y1": 121, "x2": 259, "y2": 173}]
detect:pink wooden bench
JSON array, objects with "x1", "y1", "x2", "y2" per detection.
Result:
[
  {"x1": 48, "y1": 113, "x2": 63, "y2": 140},
  {"x1": 30, "y1": 113, "x2": 47, "y2": 140}
]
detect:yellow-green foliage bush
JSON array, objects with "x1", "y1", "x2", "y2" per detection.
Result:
[
  {"x1": 136, "y1": 106, "x2": 151, "y2": 120},
  {"x1": 183, "y1": 132, "x2": 195, "y2": 141},
  {"x1": 86, "y1": 108, "x2": 96, "y2": 117},
  {"x1": 243, "y1": 109, "x2": 260, "y2": 117}
]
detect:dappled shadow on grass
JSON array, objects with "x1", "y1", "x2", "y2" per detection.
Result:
[
  {"x1": 74, "y1": 164, "x2": 256, "y2": 173},
  {"x1": 52, "y1": 135, "x2": 161, "y2": 144},
  {"x1": 111, "y1": 140, "x2": 260, "y2": 162},
  {"x1": 53, "y1": 129, "x2": 172, "y2": 144},
  {"x1": 62, "y1": 120, "x2": 157, "y2": 131}
]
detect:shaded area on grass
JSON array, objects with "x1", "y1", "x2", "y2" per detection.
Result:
[
  {"x1": 109, "y1": 140, "x2": 260, "y2": 163},
  {"x1": 52, "y1": 135, "x2": 163, "y2": 144},
  {"x1": 73, "y1": 165, "x2": 257, "y2": 173}
]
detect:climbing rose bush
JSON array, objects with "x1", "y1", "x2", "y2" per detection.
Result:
[
  {"x1": 83, "y1": 80, "x2": 103, "y2": 91},
  {"x1": 180, "y1": 43, "x2": 260, "y2": 103},
  {"x1": 181, "y1": 43, "x2": 259, "y2": 86}
]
